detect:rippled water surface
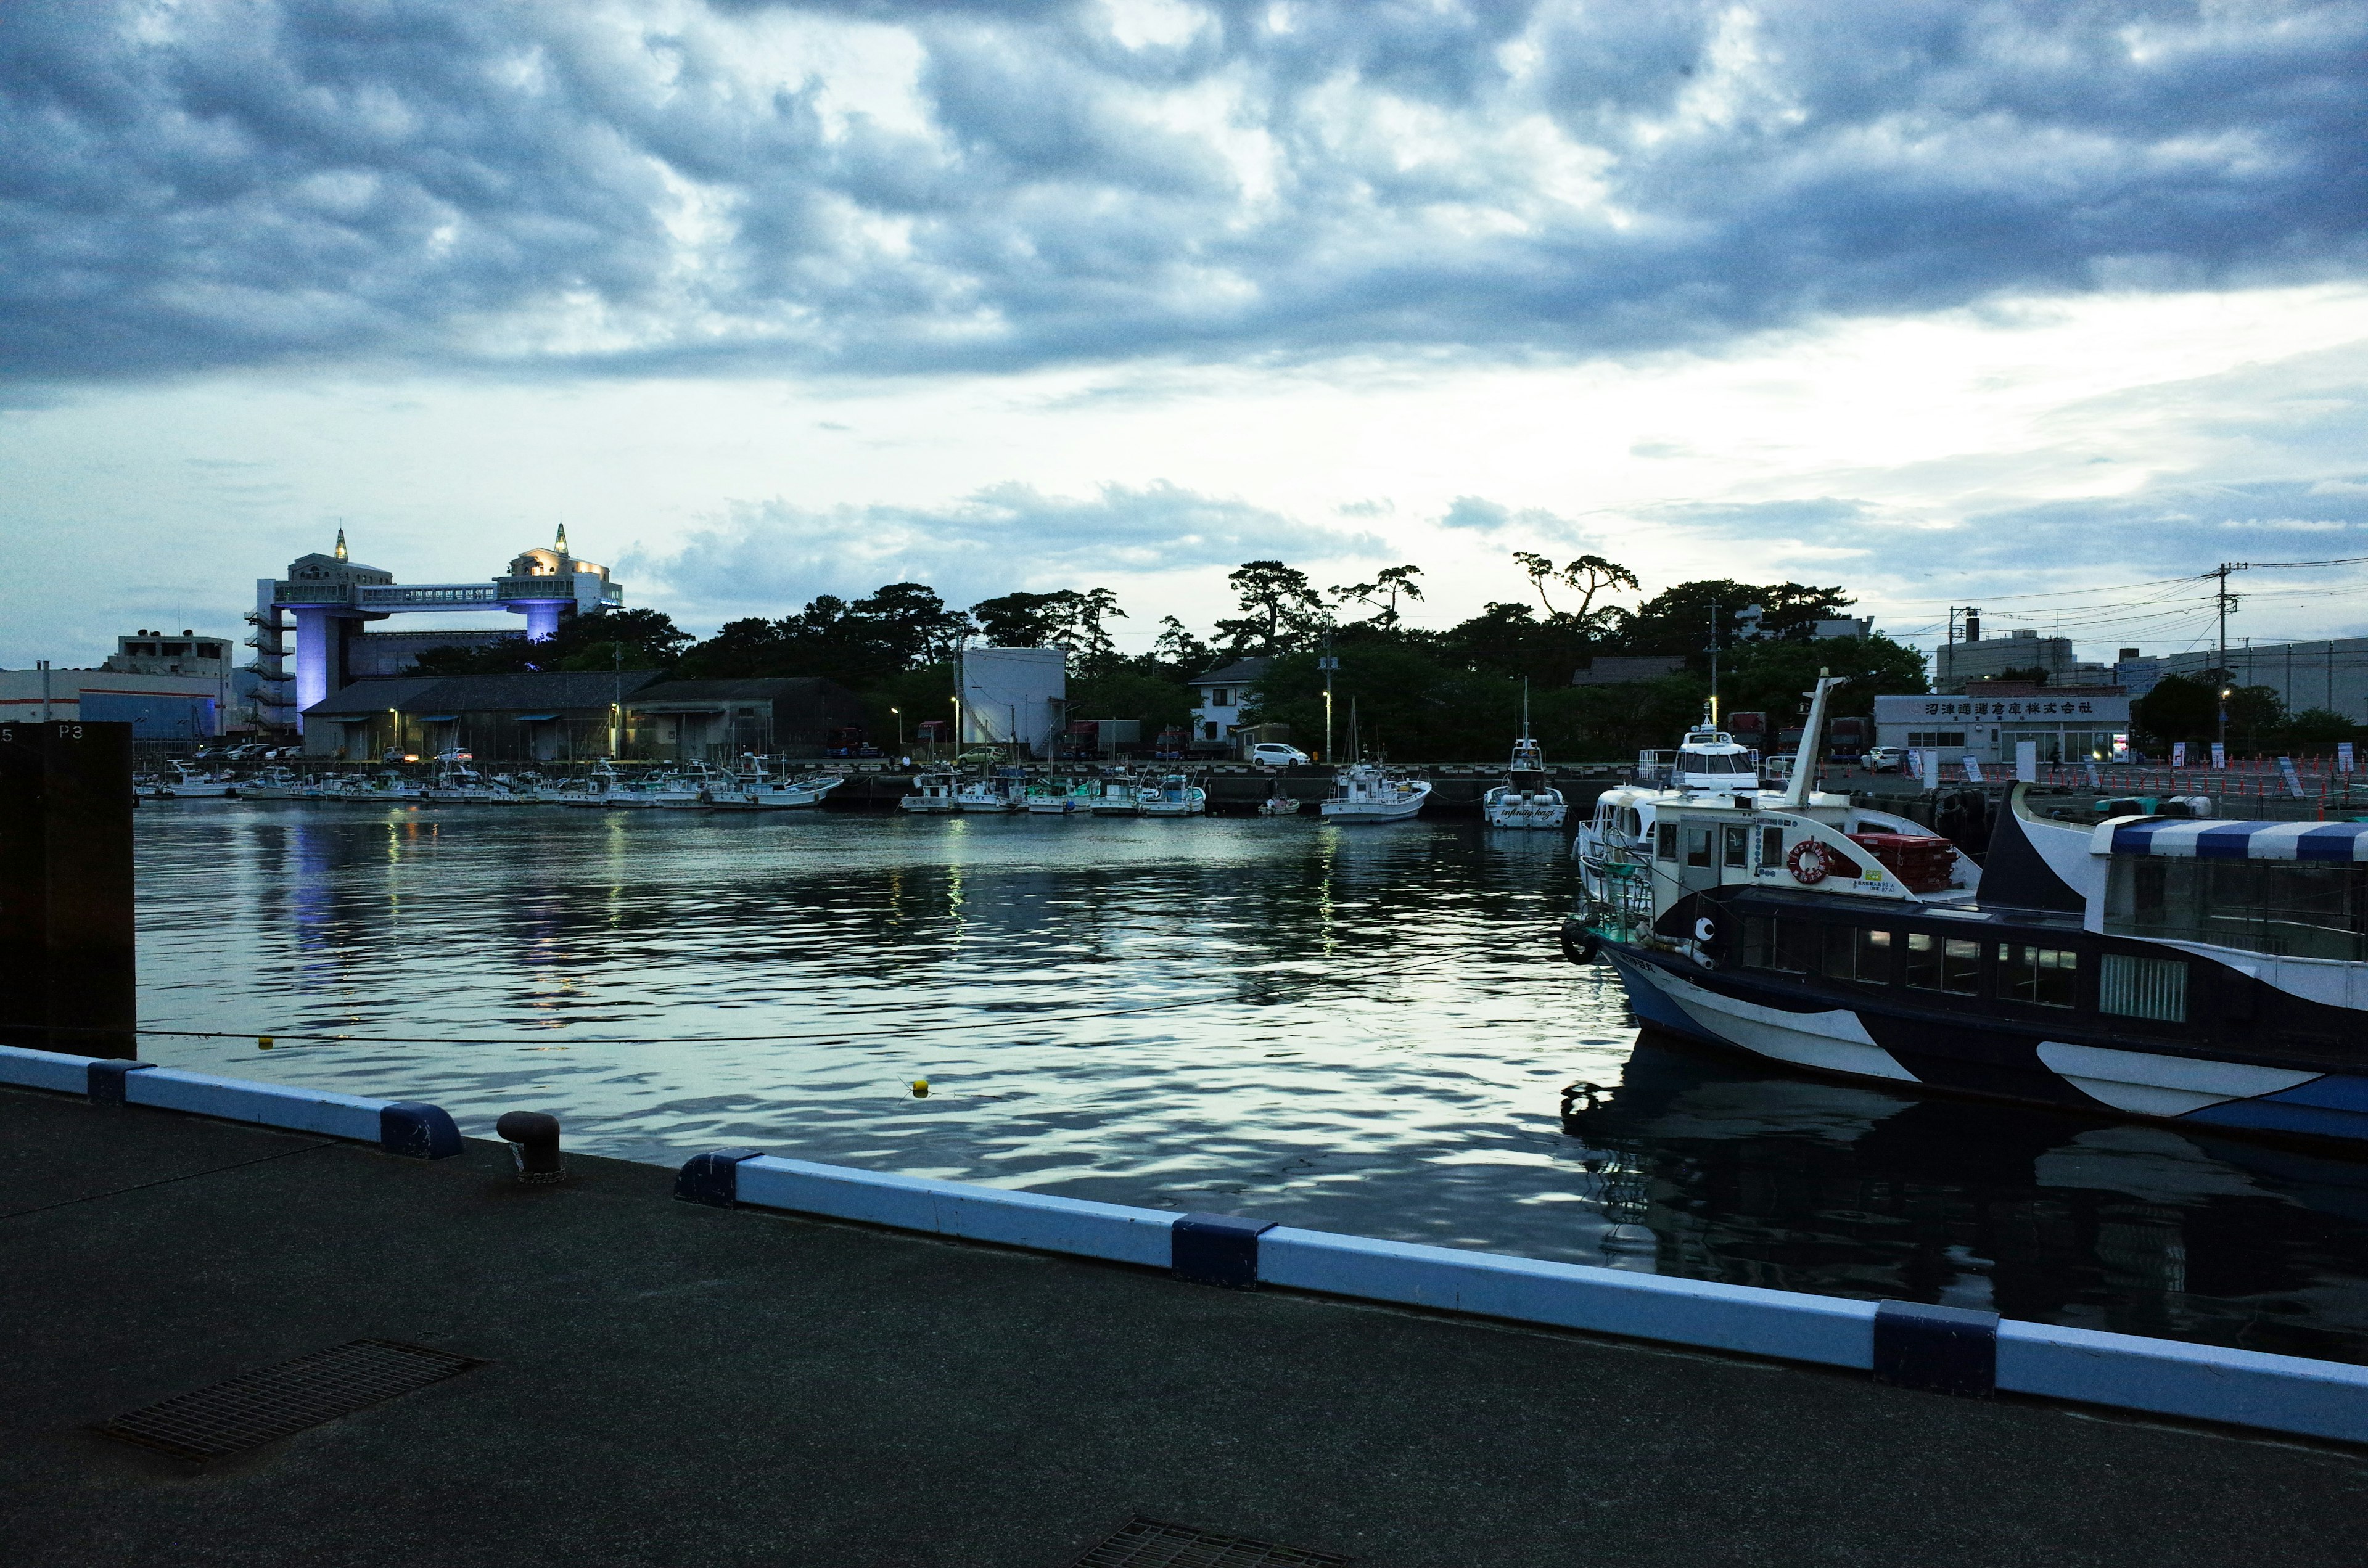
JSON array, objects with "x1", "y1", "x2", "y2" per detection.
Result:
[{"x1": 134, "y1": 801, "x2": 2368, "y2": 1361}]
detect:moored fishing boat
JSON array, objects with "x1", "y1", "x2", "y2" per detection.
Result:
[
  {"x1": 1566, "y1": 675, "x2": 2368, "y2": 1151},
  {"x1": 1138, "y1": 772, "x2": 1207, "y2": 817},
  {"x1": 1320, "y1": 762, "x2": 1430, "y2": 823},
  {"x1": 899, "y1": 771, "x2": 961, "y2": 813},
  {"x1": 1088, "y1": 771, "x2": 1144, "y2": 816},
  {"x1": 955, "y1": 768, "x2": 1025, "y2": 813},
  {"x1": 1023, "y1": 774, "x2": 1082, "y2": 815},
  {"x1": 1482, "y1": 731, "x2": 1567, "y2": 830}
]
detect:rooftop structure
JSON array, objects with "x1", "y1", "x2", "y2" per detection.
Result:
[
  {"x1": 1934, "y1": 626, "x2": 2115, "y2": 694},
  {"x1": 251, "y1": 526, "x2": 623, "y2": 733}
]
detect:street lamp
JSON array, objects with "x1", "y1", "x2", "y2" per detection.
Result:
[{"x1": 890, "y1": 707, "x2": 902, "y2": 752}]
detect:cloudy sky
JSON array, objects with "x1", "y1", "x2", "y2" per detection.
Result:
[{"x1": 6, "y1": 0, "x2": 2366, "y2": 668}]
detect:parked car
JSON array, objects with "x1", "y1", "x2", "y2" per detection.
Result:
[
  {"x1": 1864, "y1": 747, "x2": 1904, "y2": 773},
  {"x1": 1248, "y1": 742, "x2": 1312, "y2": 768}
]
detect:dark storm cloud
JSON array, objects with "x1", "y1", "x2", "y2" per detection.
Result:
[{"x1": 4, "y1": 0, "x2": 2363, "y2": 381}]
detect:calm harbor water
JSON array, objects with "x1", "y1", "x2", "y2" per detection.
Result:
[{"x1": 134, "y1": 800, "x2": 2368, "y2": 1363}]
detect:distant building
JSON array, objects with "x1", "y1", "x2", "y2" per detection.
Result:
[
  {"x1": 625, "y1": 679, "x2": 866, "y2": 761},
  {"x1": 1188, "y1": 656, "x2": 1270, "y2": 749},
  {"x1": 960, "y1": 646, "x2": 1067, "y2": 757},
  {"x1": 2115, "y1": 638, "x2": 2368, "y2": 723},
  {"x1": 1571, "y1": 655, "x2": 1687, "y2": 686},
  {"x1": 1934, "y1": 628, "x2": 2114, "y2": 693},
  {"x1": 0, "y1": 628, "x2": 244, "y2": 739},
  {"x1": 1873, "y1": 691, "x2": 2132, "y2": 765},
  {"x1": 1812, "y1": 617, "x2": 1875, "y2": 640},
  {"x1": 255, "y1": 525, "x2": 623, "y2": 734},
  {"x1": 301, "y1": 671, "x2": 864, "y2": 762},
  {"x1": 302, "y1": 671, "x2": 662, "y2": 761}
]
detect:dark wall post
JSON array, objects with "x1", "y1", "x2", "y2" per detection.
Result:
[{"x1": 0, "y1": 720, "x2": 138, "y2": 1057}]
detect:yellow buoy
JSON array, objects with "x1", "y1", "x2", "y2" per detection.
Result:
[
  {"x1": 911, "y1": 1078, "x2": 929, "y2": 1098},
  {"x1": 257, "y1": 1036, "x2": 274, "y2": 1050}
]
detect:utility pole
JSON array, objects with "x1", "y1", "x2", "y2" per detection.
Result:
[
  {"x1": 1318, "y1": 633, "x2": 1339, "y2": 763},
  {"x1": 2215, "y1": 562, "x2": 2247, "y2": 752}
]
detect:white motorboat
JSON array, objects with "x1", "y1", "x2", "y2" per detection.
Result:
[
  {"x1": 1138, "y1": 773, "x2": 1207, "y2": 817},
  {"x1": 1257, "y1": 780, "x2": 1301, "y2": 816},
  {"x1": 900, "y1": 772, "x2": 962, "y2": 813},
  {"x1": 1482, "y1": 732, "x2": 1568, "y2": 829},
  {"x1": 141, "y1": 761, "x2": 240, "y2": 799},
  {"x1": 237, "y1": 766, "x2": 308, "y2": 800},
  {"x1": 956, "y1": 770, "x2": 1024, "y2": 812},
  {"x1": 1320, "y1": 763, "x2": 1431, "y2": 823},
  {"x1": 715, "y1": 757, "x2": 844, "y2": 810},
  {"x1": 560, "y1": 763, "x2": 655, "y2": 808},
  {"x1": 1637, "y1": 711, "x2": 1761, "y2": 794},
  {"x1": 650, "y1": 763, "x2": 733, "y2": 807},
  {"x1": 421, "y1": 761, "x2": 494, "y2": 802}
]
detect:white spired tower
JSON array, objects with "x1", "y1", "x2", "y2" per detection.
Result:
[{"x1": 249, "y1": 525, "x2": 624, "y2": 734}]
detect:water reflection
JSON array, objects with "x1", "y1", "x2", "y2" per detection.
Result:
[
  {"x1": 130, "y1": 802, "x2": 2368, "y2": 1360},
  {"x1": 1560, "y1": 1033, "x2": 2368, "y2": 1361}
]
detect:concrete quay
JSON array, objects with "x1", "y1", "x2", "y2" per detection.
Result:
[{"x1": 6, "y1": 1083, "x2": 2364, "y2": 1568}]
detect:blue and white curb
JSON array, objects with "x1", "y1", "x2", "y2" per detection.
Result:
[
  {"x1": 0, "y1": 1044, "x2": 461, "y2": 1159},
  {"x1": 677, "y1": 1148, "x2": 2368, "y2": 1447}
]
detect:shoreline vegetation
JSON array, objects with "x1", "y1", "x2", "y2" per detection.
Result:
[{"x1": 402, "y1": 552, "x2": 2346, "y2": 761}]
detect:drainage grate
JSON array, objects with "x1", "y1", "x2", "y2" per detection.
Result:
[
  {"x1": 99, "y1": 1339, "x2": 485, "y2": 1461},
  {"x1": 1069, "y1": 1516, "x2": 1352, "y2": 1567}
]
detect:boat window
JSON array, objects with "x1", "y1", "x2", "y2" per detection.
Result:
[
  {"x1": 1825, "y1": 926, "x2": 1892, "y2": 983},
  {"x1": 1722, "y1": 826, "x2": 1748, "y2": 868},
  {"x1": 1774, "y1": 921, "x2": 1818, "y2": 975},
  {"x1": 1759, "y1": 825, "x2": 1784, "y2": 868},
  {"x1": 1623, "y1": 807, "x2": 1642, "y2": 839},
  {"x1": 1741, "y1": 917, "x2": 1775, "y2": 969},
  {"x1": 1905, "y1": 933, "x2": 1981, "y2": 995},
  {"x1": 2105, "y1": 858, "x2": 2368, "y2": 963},
  {"x1": 1998, "y1": 943, "x2": 2078, "y2": 1008},
  {"x1": 1656, "y1": 822, "x2": 1678, "y2": 860},
  {"x1": 2099, "y1": 953, "x2": 2187, "y2": 1023},
  {"x1": 1685, "y1": 827, "x2": 1714, "y2": 868}
]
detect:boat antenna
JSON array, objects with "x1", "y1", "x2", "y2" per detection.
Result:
[
  {"x1": 1707, "y1": 597, "x2": 1719, "y2": 724},
  {"x1": 1780, "y1": 669, "x2": 1847, "y2": 809},
  {"x1": 1521, "y1": 678, "x2": 1530, "y2": 738}
]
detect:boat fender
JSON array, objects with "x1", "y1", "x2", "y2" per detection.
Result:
[
  {"x1": 1786, "y1": 840, "x2": 1832, "y2": 885},
  {"x1": 1559, "y1": 921, "x2": 1600, "y2": 966},
  {"x1": 1693, "y1": 916, "x2": 1717, "y2": 945}
]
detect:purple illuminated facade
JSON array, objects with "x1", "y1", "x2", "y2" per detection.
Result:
[{"x1": 254, "y1": 527, "x2": 622, "y2": 734}]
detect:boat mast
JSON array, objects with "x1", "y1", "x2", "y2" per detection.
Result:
[{"x1": 1779, "y1": 670, "x2": 1848, "y2": 809}]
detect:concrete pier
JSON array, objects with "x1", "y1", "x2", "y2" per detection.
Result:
[{"x1": 5, "y1": 1083, "x2": 2361, "y2": 1567}]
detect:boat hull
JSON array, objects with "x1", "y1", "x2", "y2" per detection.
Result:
[{"x1": 1597, "y1": 941, "x2": 2368, "y2": 1150}]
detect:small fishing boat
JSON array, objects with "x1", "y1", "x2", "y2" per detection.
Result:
[
  {"x1": 560, "y1": 762, "x2": 652, "y2": 807},
  {"x1": 1320, "y1": 762, "x2": 1431, "y2": 823},
  {"x1": 1257, "y1": 780, "x2": 1301, "y2": 816},
  {"x1": 900, "y1": 772, "x2": 961, "y2": 813},
  {"x1": 1482, "y1": 729, "x2": 1567, "y2": 830},
  {"x1": 1138, "y1": 773, "x2": 1207, "y2": 817},
  {"x1": 956, "y1": 769, "x2": 1025, "y2": 813},
  {"x1": 237, "y1": 766, "x2": 308, "y2": 800},
  {"x1": 1023, "y1": 774, "x2": 1082, "y2": 815},
  {"x1": 1089, "y1": 771, "x2": 1145, "y2": 816},
  {"x1": 420, "y1": 761, "x2": 493, "y2": 802},
  {"x1": 139, "y1": 761, "x2": 240, "y2": 799},
  {"x1": 713, "y1": 755, "x2": 844, "y2": 810}
]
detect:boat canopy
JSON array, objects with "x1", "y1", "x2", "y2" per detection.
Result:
[{"x1": 2097, "y1": 819, "x2": 2368, "y2": 862}]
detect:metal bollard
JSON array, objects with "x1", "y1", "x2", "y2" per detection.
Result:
[{"x1": 495, "y1": 1110, "x2": 567, "y2": 1184}]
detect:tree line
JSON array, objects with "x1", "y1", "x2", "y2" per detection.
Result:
[{"x1": 410, "y1": 555, "x2": 1934, "y2": 760}]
